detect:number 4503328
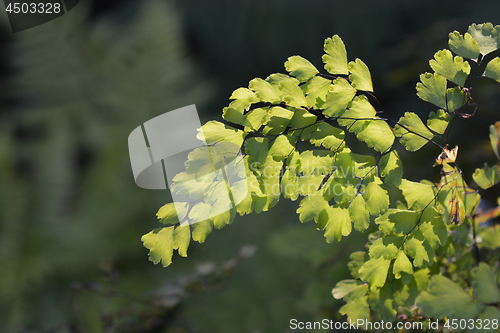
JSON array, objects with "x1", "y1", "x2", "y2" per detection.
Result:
[
  {"x1": 444, "y1": 319, "x2": 499, "y2": 331},
  {"x1": 6, "y1": 2, "x2": 61, "y2": 14}
]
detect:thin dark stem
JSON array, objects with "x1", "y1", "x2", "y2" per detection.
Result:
[
  {"x1": 362, "y1": 90, "x2": 386, "y2": 114},
  {"x1": 387, "y1": 118, "x2": 445, "y2": 150}
]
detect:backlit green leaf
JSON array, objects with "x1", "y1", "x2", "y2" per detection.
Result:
[
  {"x1": 429, "y1": 49, "x2": 470, "y2": 86},
  {"x1": 308, "y1": 122, "x2": 345, "y2": 150},
  {"x1": 355, "y1": 119, "x2": 394, "y2": 153},
  {"x1": 262, "y1": 106, "x2": 294, "y2": 135},
  {"x1": 369, "y1": 236, "x2": 403, "y2": 260},
  {"x1": 359, "y1": 257, "x2": 391, "y2": 289},
  {"x1": 244, "y1": 107, "x2": 268, "y2": 131},
  {"x1": 300, "y1": 153, "x2": 327, "y2": 176},
  {"x1": 281, "y1": 167, "x2": 299, "y2": 201},
  {"x1": 227, "y1": 87, "x2": 260, "y2": 114},
  {"x1": 184, "y1": 143, "x2": 236, "y2": 178},
  {"x1": 198, "y1": 121, "x2": 247, "y2": 147},
  {"x1": 322, "y1": 35, "x2": 349, "y2": 75},
  {"x1": 349, "y1": 194, "x2": 370, "y2": 231},
  {"x1": 244, "y1": 174, "x2": 267, "y2": 213},
  {"x1": 285, "y1": 55, "x2": 319, "y2": 82},
  {"x1": 301, "y1": 76, "x2": 331, "y2": 108},
  {"x1": 323, "y1": 78, "x2": 356, "y2": 117},
  {"x1": 416, "y1": 73, "x2": 447, "y2": 108},
  {"x1": 245, "y1": 137, "x2": 269, "y2": 165},
  {"x1": 172, "y1": 225, "x2": 190, "y2": 257},
  {"x1": 395, "y1": 112, "x2": 434, "y2": 152},
  {"x1": 266, "y1": 73, "x2": 294, "y2": 87},
  {"x1": 258, "y1": 157, "x2": 282, "y2": 211},
  {"x1": 376, "y1": 209, "x2": 419, "y2": 235},
  {"x1": 268, "y1": 135, "x2": 296, "y2": 161},
  {"x1": 337, "y1": 95, "x2": 376, "y2": 133},
  {"x1": 279, "y1": 79, "x2": 308, "y2": 107},
  {"x1": 348, "y1": 251, "x2": 369, "y2": 279},
  {"x1": 348, "y1": 58, "x2": 373, "y2": 92},
  {"x1": 468, "y1": 23, "x2": 500, "y2": 56},
  {"x1": 339, "y1": 297, "x2": 370, "y2": 324},
  {"x1": 446, "y1": 87, "x2": 467, "y2": 112},
  {"x1": 188, "y1": 202, "x2": 213, "y2": 221},
  {"x1": 157, "y1": 202, "x2": 189, "y2": 224},
  {"x1": 448, "y1": 31, "x2": 481, "y2": 60},
  {"x1": 379, "y1": 150, "x2": 403, "y2": 187},
  {"x1": 222, "y1": 107, "x2": 250, "y2": 127},
  {"x1": 332, "y1": 280, "x2": 368, "y2": 302},
  {"x1": 191, "y1": 219, "x2": 213, "y2": 243},
  {"x1": 463, "y1": 188, "x2": 481, "y2": 217},
  {"x1": 473, "y1": 163, "x2": 500, "y2": 190},
  {"x1": 416, "y1": 274, "x2": 473, "y2": 319},
  {"x1": 297, "y1": 150, "x2": 334, "y2": 176},
  {"x1": 393, "y1": 251, "x2": 413, "y2": 279},
  {"x1": 427, "y1": 109, "x2": 450, "y2": 134},
  {"x1": 318, "y1": 206, "x2": 352, "y2": 242},
  {"x1": 324, "y1": 177, "x2": 357, "y2": 204},
  {"x1": 334, "y1": 149, "x2": 376, "y2": 179},
  {"x1": 212, "y1": 209, "x2": 235, "y2": 229},
  {"x1": 297, "y1": 190, "x2": 329, "y2": 223},
  {"x1": 141, "y1": 227, "x2": 176, "y2": 267},
  {"x1": 399, "y1": 179, "x2": 435, "y2": 210},
  {"x1": 483, "y1": 57, "x2": 500, "y2": 83},
  {"x1": 404, "y1": 237, "x2": 432, "y2": 268},
  {"x1": 420, "y1": 207, "x2": 448, "y2": 249},
  {"x1": 171, "y1": 172, "x2": 207, "y2": 198},
  {"x1": 363, "y1": 176, "x2": 389, "y2": 215},
  {"x1": 248, "y1": 78, "x2": 281, "y2": 103},
  {"x1": 297, "y1": 174, "x2": 324, "y2": 196},
  {"x1": 233, "y1": 182, "x2": 253, "y2": 216},
  {"x1": 288, "y1": 109, "x2": 317, "y2": 129}
]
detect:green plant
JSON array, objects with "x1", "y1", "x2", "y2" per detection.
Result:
[{"x1": 142, "y1": 23, "x2": 500, "y2": 331}]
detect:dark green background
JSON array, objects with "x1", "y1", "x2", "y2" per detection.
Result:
[
  {"x1": 0, "y1": 1, "x2": 499, "y2": 332},
  {"x1": 5, "y1": 1, "x2": 67, "y2": 32}
]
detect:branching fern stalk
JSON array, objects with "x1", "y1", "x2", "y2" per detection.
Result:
[{"x1": 142, "y1": 23, "x2": 500, "y2": 329}]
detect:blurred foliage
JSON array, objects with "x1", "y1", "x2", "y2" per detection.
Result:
[
  {"x1": 0, "y1": 0, "x2": 500, "y2": 332},
  {"x1": 0, "y1": 1, "x2": 212, "y2": 331}
]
